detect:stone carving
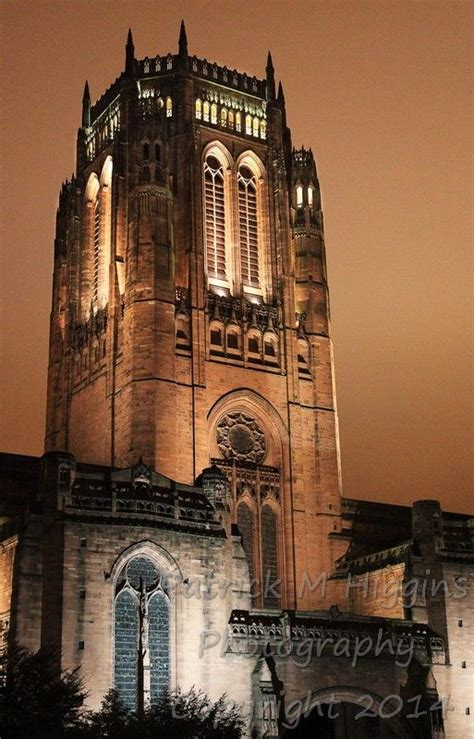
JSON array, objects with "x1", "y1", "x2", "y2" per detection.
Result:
[{"x1": 216, "y1": 412, "x2": 266, "y2": 464}]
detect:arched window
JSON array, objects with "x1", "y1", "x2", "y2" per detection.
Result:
[
  {"x1": 297, "y1": 338, "x2": 310, "y2": 374},
  {"x1": 203, "y1": 101, "x2": 210, "y2": 122},
  {"x1": 114, "y1": 555, "x2": 170, "y2": 711},
  {"x1": 237, "y1": 503, "x2": 256, "y2": 593},
  {"x1": 247, "y1": 329, "x2": 261, "y2": 360},
  {"x1": 264, "y1": 334, "x2": 279, "y2": 364},
  {"x1": 253, "y1": 117, "x2": 259, "y2": 137},
  {"x1": 143, "y1": 142, "x2": 150, "y2": 161},
  {"x1": 210, "y1": 103, "x2": 217, "y2": 124},
  {"x1": 261, "y1": 506, "x2": 280, "y2": 608},
  {"x1": 175, "y1": 314, "x2": 191, "y2": 351},
  {"x1": 204, "y1": 154, "x2": 228, "y2": 286},
  {"x1": 260, "y1": 120, "x2": 267, "y2": 140},
  {"x1": 221, "y1": 108, "x2": 227, "y2": 127},
  {"x1": 226, "y1": 326, "x2": 241, "y2": 354},
  {"x1": 235, "y1": 112, "x2": 242, "y2": 132},
  {"x1": 228, "y1": 110, "x2": 234, "y2": 129},
  {"x1": 307, "y1": 186, "x2": 313, "y2": 207},
  {"x1": 195, "y1": 98, "x2": 202, "y2": 120},
  {"x1": 166, "y1": 97, "x2": 172, "y2": 117},
  {"x1": 238, "y1": 165, "x2": 260, "y2": 289},
  {"x1": 210, "y1": 323, "x2": 224, "y2": 352},
  {"x1": 296, "y1": 185, "x2": 303, "y2": 208},
  {"x1": 245, "y1": 114, "x2": 252, "y2": 135}
]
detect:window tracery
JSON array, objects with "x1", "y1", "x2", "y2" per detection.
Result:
[{"x1": 114, "y1": 555, "x2": 170, "y2": 711}]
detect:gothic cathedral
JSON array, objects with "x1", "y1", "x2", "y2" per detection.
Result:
[{"x1": 1, "y1": 23, "x2": 472, "y2": 739}]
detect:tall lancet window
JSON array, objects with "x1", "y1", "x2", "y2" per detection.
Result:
[
  {"x1": 83, "y1": 156, "x2": 113, "y2": 315},
  {"x1": 114, "y1": 556, "x2": 170, "y2": 712},
  {"x1": 238, "y1": 165, "x2": 260, "y2": 290},
  {"x1": 92, "y1": 198, "x2": 100, "y2": 304},
  {"x1": 204, "y1": 154, "x2": 228, "y2": 288}
]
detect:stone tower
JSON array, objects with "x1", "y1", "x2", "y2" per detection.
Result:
[{"x1": 45, "y1": 24, "x2": 346, "y2": 610}]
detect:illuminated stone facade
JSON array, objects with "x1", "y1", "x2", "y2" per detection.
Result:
[{"x1": 1, "y1": 23, "x2": 473, "y2": 738}]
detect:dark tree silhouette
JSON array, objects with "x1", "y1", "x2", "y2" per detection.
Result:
[
  {"x1": 84, "y1": 686, "x2": 244, "y2": 738},
  {"x1": 0, "y1": 643, "x2": 244, "y2": 738},
  {"x1": 0, "y1": 642, "x2": 87, "y2": 738}
]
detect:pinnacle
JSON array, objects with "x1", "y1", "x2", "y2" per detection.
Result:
[
  {"x1": 82, "y1": 80, "x2": 90, "y2": 101},
  {"x1": 125, "y1": 27, "x2": 135, "y2": 74},
  {"x1": 277, "y1": 80, "x2": 285, "y2": 103},
  {"x1": 179, "y1": 19, "x2": 188, "y2": 55}
]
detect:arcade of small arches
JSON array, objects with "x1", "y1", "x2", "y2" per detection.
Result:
[{"x1": 195, "y1": 97, "x2": 267, "y2": 140}]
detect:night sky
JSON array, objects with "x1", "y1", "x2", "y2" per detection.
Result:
[{"x1": 0, "y1": 1, "x2": 472, "y2": 512}]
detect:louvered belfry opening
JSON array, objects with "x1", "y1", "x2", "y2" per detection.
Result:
[
  {"x1": 204, "y1": 155, "x2": 227, "y2": 281},
  {"x1": 238, "y1": 165, "x2": 259, "y2": 288}
]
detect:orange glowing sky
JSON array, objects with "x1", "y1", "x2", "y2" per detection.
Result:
[{"x1": 0, "y1": 1, "x2": 472, "y2": 512}]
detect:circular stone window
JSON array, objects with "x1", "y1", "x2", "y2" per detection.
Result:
[{"x1": 216, "y1": 412, "x2": 266, "y2": 464}]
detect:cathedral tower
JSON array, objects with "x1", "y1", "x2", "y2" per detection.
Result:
[{"x1": 45, "y1": 24, "x2": 345, "y2": 609}]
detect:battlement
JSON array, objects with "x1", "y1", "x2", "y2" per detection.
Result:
[{"x1": 138, "y1": 53, "x2": 267, "y2": 99}]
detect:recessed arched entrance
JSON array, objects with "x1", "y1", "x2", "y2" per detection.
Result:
[{"x1": 281, "y1": 688, "x2": 417, "y2": 738}]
